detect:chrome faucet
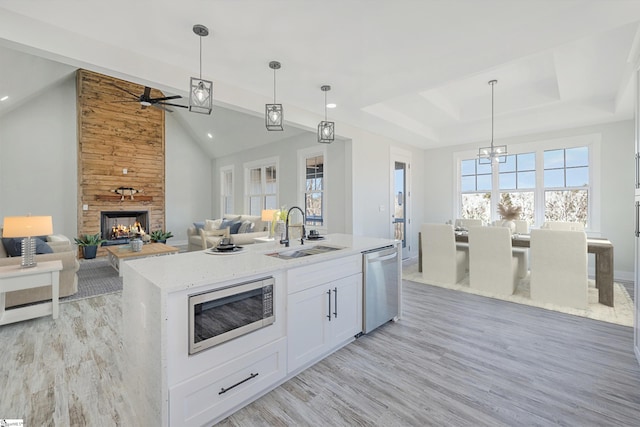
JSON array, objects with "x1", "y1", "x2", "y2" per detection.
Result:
[{"x1": 280, "y1": 206, "x2": 306, "y2": 247}]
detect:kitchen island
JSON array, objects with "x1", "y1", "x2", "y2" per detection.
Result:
[{"x1": 121, "y1": 234, "x2": 401, "y2": 427}]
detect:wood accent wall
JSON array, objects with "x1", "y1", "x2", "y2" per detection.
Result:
[{"x1": 76, "y1": 69, "x2": 166, "y2": 255}]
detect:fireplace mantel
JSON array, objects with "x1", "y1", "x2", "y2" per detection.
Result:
[{"x1": 96, "y1": 195, "x2": 154, "y2": 202}]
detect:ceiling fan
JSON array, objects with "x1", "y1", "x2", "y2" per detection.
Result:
[{"x1": 110, "y1": 83, "x2": 187, "y2": 112}]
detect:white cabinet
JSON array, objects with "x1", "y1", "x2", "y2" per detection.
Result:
[
  {"x1": 287, "y1": 254, "x2": 363, "y2": 373},
  {"x1": 169, "y1": 338, "x2": 287, "y2": 427}
]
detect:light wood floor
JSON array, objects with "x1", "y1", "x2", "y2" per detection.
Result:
[{"x1": 2, "y1": 278, "x2": 640, "y2": 426}]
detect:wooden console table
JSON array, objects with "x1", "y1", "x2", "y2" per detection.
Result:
[{"x1": 0, "y1": 260, "x2": 62, "y2": 325}]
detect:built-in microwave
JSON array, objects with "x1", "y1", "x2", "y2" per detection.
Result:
[{"x1": 188, "y1": 277, "x2": 275, "y2": 355}]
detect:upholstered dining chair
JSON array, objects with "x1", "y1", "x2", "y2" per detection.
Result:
[
  {"x1": 421, "y1": 223, "x2": 467, "y2": 285},
  {"x1": 469, "y1": 226, "x2": 520, "y2": 295},
  {"x1": 541, "y1": 221, "x2": 585, "y2": 231},
  {"x1": 489, "y1": 220, "x2": 529, "y2": 278},
  {"x1": 530, "y1": 229, "x2": 588, "y2": 309}
]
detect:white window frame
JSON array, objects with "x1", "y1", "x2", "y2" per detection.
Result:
[
  {"x1": 244, "y1": 156, "x2": 279, "y2": 216},
  {"x1": 220, "y1": 165, "x2": 234, "y2": 217},
  {"x1": 453, "y1": 133, "x2": 601, "y2": 233},
  {"x1": 298, "y1": 146, "x2": 328, "y2": 232}
]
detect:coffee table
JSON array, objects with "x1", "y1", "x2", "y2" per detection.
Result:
[{"x1": 105, "y1": 243, "x2": 179, "y2": 276}]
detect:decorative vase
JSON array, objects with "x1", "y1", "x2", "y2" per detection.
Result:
[
  {"x1": 501, "y1": 220, "x2": 516, "y2": 234},
  {"x1": 131, "y1": 238, "x2": 143, "y2": 252},
  {"x1": 274, "y1": 221, "x2": 286, "y2": 241}
]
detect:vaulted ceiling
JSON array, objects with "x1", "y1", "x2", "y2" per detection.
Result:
[{"x1": 1, "y1": 1, "x2": 640, "y2": 157}]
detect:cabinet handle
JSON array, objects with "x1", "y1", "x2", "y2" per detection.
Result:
[
  {"x1": 635, "y1": 202, "x2": 640, "y2": 237},
  {"x1": 219, "y1": 372, "x2": 259, "y2": 395},
  {"x1": 327, "y1": 289, "x2": 332, "y2": 321},
  {"x1": 333, "y1": 287, "x2": 338, "y2": 318}
]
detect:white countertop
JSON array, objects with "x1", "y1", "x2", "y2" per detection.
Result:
[{"x1": 123, "y1": 234, "x2": 397, "y2": 293}]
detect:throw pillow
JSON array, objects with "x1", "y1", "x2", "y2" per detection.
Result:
[
  {"x1": 229, "y1": 221, "x2": 243, "y2": 235},
  {"x1": 238, "y1": 220, "x2": 255, "y2": 234},
  {"x1": 36, "y1": 238, "x2": 53, "y2": 254},
  {"x1": 1, "y1": 237, "x2": 52, "y2": 256},
  {"x1": 193, "y1": 221, "x2": 205, "y2": 232},
  {"x1": 204, "y1": 219, "x2": 222, "y2": 231},
  {"x1": 2, "y1": 238, "x2": 21, "y2": 257}
]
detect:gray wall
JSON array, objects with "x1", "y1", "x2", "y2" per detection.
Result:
[
  {"x1": 0, "y1": 73, "x2": 78, "y2": 237},
  {"x1": 165, "y1": 114, "x2": 213, "y2": 243},
  {"x1": 422, "y1": 120, "x2": 634, "y2": 280}
]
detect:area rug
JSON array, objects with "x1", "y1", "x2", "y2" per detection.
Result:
[
  {"x1": 403, "y1": 263, "x2": 634, "y2": 327},
  {"x1": 60, "y1": 258, "x2": 122, "y2": 303}
]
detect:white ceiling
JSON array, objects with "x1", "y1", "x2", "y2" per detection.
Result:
[{"x1": 1, "y1": 1, "x2": 640, "y2": 157}]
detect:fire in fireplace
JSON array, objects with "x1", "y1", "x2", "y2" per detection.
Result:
[{"x1": 100, "y1": 211, "x2": 149, "y2": 246}]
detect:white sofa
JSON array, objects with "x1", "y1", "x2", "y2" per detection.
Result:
[{"x1": 187, "y1": 214, "x2": 269, "y2": 251}]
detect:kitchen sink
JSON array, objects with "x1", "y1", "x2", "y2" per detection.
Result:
[{"x1": 266, "y1": 245, "x2": 345, "y2": 260}]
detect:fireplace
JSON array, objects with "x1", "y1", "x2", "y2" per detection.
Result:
[{"x1": 101, "y1": 211, "x2": 149, "y2": 246}]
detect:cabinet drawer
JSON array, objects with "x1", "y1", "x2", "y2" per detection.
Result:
[
  {"x1": 169, "y1": 338, "x2": 287, "y2": 427},
  {"x1": 287, "y1": 254, "x2": 361, "y2": 294}
]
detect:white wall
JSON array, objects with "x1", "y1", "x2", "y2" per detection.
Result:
[
  {"x1": 165, "y1": 114, "x2": 213, "y2": 244},
  {"x1": 422, "y1": 120, "x2": 634, "y2": 280},
  {"x1": 0, "y1": 73, "x2": 77, "y2": 238},
  {"x1": 350, "y1": 130, "x2": 425, "y2": 258}
]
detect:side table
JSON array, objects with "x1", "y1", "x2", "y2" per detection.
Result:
[{"x1": 0, "y1": 260, "x2": 63, "y2": 325}]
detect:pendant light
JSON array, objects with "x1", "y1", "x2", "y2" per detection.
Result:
[
  {"x1": 478, "y1": 79, "x2": 507, "y2": 164},
  {"x1": 189, "y1": 24, "x2": 213, "y2": 115},
  {"x1": 317, "y1": 85, "x2": 334, "y2": 143},
  {"x1": 265, "y1": 61, "x2": 283, "y2": 131}
]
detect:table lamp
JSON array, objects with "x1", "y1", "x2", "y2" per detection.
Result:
[
  {"x1": 261, "y1": 209, "x2": 277, "y2": 239},
  {"x1": 2, "y1": 215, "x2": 53, "y2": 268}
]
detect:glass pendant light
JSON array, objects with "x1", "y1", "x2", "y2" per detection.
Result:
[
  {"x1": 265, "y1": 61, "x2": 283, "y2": 131},
  {"x1": 317, "y1": 85, "x2": 334, "y2": 143},
  {"x1": 189, "y1": 24, "x2": 213, "y2": 115}
]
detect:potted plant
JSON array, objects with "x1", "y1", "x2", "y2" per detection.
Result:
[
  {"x1": 74, "y1": 233, "x2": 106, "y2": 259},
  {"x1": 150, "y1": 229, "x2": 173, "y2": 244}
]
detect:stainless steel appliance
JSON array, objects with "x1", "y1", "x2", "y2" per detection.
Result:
[
  {"x1": 188, "y1": 277, "x2": 275, "y2": 355},
  {"x1": 362, "y1": 246, "x2": 399, "y2": 333}
]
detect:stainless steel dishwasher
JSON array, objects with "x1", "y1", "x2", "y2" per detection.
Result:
[{"x1": 362, "y1": 245, "x2": 399, "y2": 333}]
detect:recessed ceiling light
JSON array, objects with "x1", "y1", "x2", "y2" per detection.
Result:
[
  {"x1": 326, "y1": 103, "x2": 337, "y2": 109},
  {"x1": 207, "y1": 133, "x2": 213, "y2": 139},
  {"x1": 0, "y1": 96, "x2": 8, "y2": 102}
]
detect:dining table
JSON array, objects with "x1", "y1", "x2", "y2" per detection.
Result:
[{"x1": 417, "y1": 232, "x2": 615, "y2": 307}]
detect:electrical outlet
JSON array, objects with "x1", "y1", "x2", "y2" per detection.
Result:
[
  {"x1": 123, "y1": 168, "x2": 128, "y2": 174},
  {"x1": 82, "y1": 204, "x2": 89, "y2": 211}
]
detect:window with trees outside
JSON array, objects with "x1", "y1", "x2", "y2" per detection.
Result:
[
  {"x1": 543, "y1": 147, "x2": 589, "y2": 225},
  {"x1": 458, "y1": 143, "x2": 592, "y2": 229},
  {"x1": 304, "y1": 155, "x2": 324, "y2": 227},
  {"x1": 460, "y1": 158, "x2": 492, "y2": 224},
  {"x1": 245, "y1": 159, "x2": 278, "y2": 216}
]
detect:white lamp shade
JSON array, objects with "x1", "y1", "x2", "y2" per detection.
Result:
[
  {"x1": 2, "y1": 216, "x2": 53, "y2": 237},
  {"x1": 261, "y1": 209, "x2": 277, "y2": 222}
]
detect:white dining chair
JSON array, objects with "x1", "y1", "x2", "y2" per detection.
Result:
[
  {"x1": 489, "y1": 220, "x2": 529, "y2": 278},
  {"x1": 469, "y1": 226, "x2": 520, "y2": 295},
  {"x1": 530, "y1": 229, "x2": 588, "y2": 309},
  {"x1": 541, "y1": 221, "x2": 585, "y2": 232},
  {"x1": 421, "y1": 223, "x2": 467, "y2": 285},
  {"x1": 454, "y1": 219, "x2": 482, "y2": 270}
]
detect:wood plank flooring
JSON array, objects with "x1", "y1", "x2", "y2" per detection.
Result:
[{"x1": 1, "y1": 277, "x2": 640, "y2": 426}]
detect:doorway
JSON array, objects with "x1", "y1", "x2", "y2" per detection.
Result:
[{"x1": 391, "y1": 148, "x2": 411, "y2": 259}]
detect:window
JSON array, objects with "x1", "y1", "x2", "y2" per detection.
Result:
[
  {"x1": 543, "y1": 147, "x2": 589, "y2": 225},
  {"x1": 305, "y1": 155, "x2": 324, "y2": 226},
  {"x1": 299, "y1": 147, "x2": 327, "y2": 229},
  {"x1": 220, "y1": 166, "x2": 233, "y2": 216},
  {"x1": 460, "y1": 158, "x2": 492, "y2": 224},
  {"x1": 245, "y1": 158, "x2": 278, "y2": 216},
  {"x1": 499, "y1": 152, "x2": 535, "y2": 226},
  {"x1": 456, "y1": 137, "x2": 597, "y2": 230}
]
